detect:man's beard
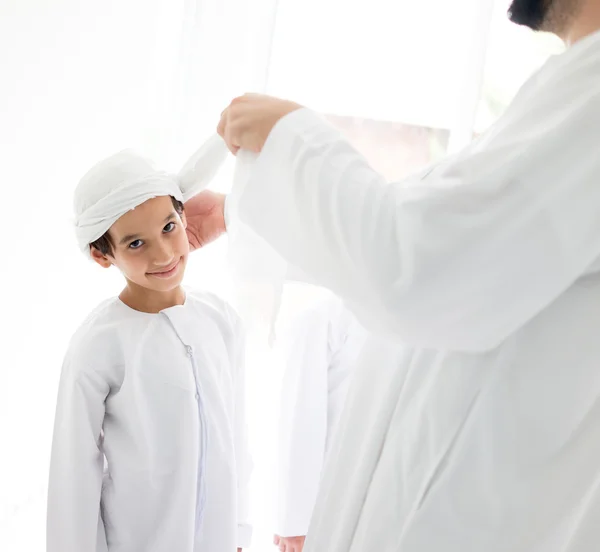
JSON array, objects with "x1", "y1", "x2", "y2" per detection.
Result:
[
  {"x1": 508, "y1": 0, "x2": 579, "y2": 35},
  {"x1": 508, "y1": 0, "x2": 553, "y2": 30}
]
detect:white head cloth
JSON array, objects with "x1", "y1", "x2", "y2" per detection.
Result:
[{"x1": 74, "y1": 134, "x2": 228, "y2": 256}]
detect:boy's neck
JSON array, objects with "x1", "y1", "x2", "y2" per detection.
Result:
[{"x1": 120, "y1": 283, "x2": 186, "y2": 313}]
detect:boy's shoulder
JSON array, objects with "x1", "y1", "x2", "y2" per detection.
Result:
[
  {"x1": 71, "y1": 296, "x2": 119, "y2": 334},
  {"x1": 185, "y1": 289, "x2": 241, "y2": 329},
  {"x1": 184, "y1": 290, "x2": 245, "y2": 357},
  {"x1": 66, "y1": 297, "x2": 131, "y2": 364}
]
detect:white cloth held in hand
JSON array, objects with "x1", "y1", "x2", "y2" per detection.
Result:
[{"x1": 226, "y1": 149, "x2": 293, "y2": 343}]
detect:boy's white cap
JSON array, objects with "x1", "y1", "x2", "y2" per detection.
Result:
[{"x1": 74, "y1": 134, "x2": 228, "y2": 257}]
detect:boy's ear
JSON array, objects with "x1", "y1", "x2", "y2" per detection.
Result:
[{"x1": 90, "y1": 246, "x2": 113, "y2": 269}]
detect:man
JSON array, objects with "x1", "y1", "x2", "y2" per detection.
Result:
[
  {"x1": 186, "y1": 1, "x2": 600, "y2": 550},
  {"x1": 272, "y1": 294, "x2": 366, "y2": 552}
]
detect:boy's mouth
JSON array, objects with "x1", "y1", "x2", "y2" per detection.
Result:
[{"x1": 147, "y1": 258, "x2": 182, "y2": 279}]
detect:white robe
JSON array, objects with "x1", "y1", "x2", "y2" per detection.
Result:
[
  {"x1": 227, "y1": 30, "x2": 600, "y2": 552},
  {"x1": 273, "y1": 295, "x2": 366, "y2": 538},
  {"x1": 47, "y1": 291, "x2": 252, "y2": 552}
]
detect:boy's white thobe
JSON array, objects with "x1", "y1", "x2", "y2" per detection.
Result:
[
  {"x1": 274, "y1": 296, "x2": 366, "y2": 537},
  {"x1": 47, "y1": 291, "x2": 252, "y2": 552}
]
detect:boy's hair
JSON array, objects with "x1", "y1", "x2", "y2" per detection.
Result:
[{"x1": 90, "y1": 196, "x2": 184, "y2": 256}]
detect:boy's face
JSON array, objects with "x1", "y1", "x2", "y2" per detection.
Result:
[{"x1": 91, "y1": 195, "x2": 189, "y2": 292}]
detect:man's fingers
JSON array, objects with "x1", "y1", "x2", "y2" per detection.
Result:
[
  {"x1": 217, "y1": 107, "x2": 242, "y2": 155},
  {"x1": 274, "y1": 535, "x2": 280, "y2": 545},
  {"x1": 217, "y1": 109, "x2": 228, "y2": 138},
  {"x1": 223, "y1": 119, "x2": 240, "y2": 155}
]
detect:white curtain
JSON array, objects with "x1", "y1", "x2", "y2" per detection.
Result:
[{"x1": 0, "y1": 1, "x2": 560, "y2": 550}]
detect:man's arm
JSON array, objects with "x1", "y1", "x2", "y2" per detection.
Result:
[{"x1": 218, "y1": 87, "x2": 600, "y2": 352}]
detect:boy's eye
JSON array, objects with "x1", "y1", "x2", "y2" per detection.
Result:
[
  {"x1": 129, "y1": 239, "x2": 144, "y2": 250},
  {"x1": 163, "y1": 222, "x2": 176, "y2": 233}
]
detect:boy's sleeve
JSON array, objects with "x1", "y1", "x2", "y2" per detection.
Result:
[
  {"x1": 47, "y1": 347, "x2": 109, "y2": 552},
  {"x1": 230, "y1": 311, "x2": 253, "y2": 549}
]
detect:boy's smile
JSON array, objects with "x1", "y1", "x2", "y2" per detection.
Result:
[
  {"x1": 146, "y1": 257, "x2": 184, "y2": 279},
  {"x1": 90, "y1": 195, "x2": 190, "y2": 312}
]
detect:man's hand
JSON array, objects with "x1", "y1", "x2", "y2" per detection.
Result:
[
  {"x1": 218, "y1": 94, "x2": 302, "y2": 155},
  {"x1": 184, "y1": 190, "x2": 226, "y2": 251},
  {"x1": 274, "y1": 534, "x2": 306, "y2": 552}
]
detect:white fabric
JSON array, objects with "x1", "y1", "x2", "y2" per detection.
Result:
[
  {"x1": 226, "y1": 152, "x2": 325, "y2": 346},
  {"x1": 225, "y1": 150, "x2": 290, "y2": 346},
  {"x1": 273, "y1": 295, "x2": 367, "y2": 538},
  {"x1": 226, "y1": 30, "x2": 600, "y2": 552},
  {"x1": 47, "y1": 291, "x2": 252, "y2": 552},
  {"x1": 74, "y1": 134, "x2": 228, "y2": 256}
]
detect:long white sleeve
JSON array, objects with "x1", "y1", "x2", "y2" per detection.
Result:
[
  {"x1": 47, "y1": 349, "x2": 109, "y2": 552},
  {"x1": 230, "y1": 50, "x2": 600, "y2": 352},
  {"x1": 230, "y1": 312, "x2": 253, "y2": 549},
  {"x1": 274, "y1": 306, "x2": 330, "y2": 537}
]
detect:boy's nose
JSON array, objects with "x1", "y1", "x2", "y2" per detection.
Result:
[{"x1": 151, "y1": 241, "x2": 175, "y2": 266}]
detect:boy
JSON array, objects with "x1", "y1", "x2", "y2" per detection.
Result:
[
  {"x1": 47, "y1": 144, "x2": 251, "y2": 552},
  {"x1": 273, "y1": 292, "x2": 366, "y2": 552}
]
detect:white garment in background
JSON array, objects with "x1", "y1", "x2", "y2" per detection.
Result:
[
  {"x1": 47, "y1": 291, "x2": 252, "y2": 552},
  {"x1": 273, "y1": 296, "x2": 366, "y2": 538},
  {"x1": 226, "y1": 30, "x2": 600, "y2": 552}
]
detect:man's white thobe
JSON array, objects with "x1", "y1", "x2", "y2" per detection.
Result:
[{"x1": 227, "y1": 30, "x2": 600, "y2": 552}]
